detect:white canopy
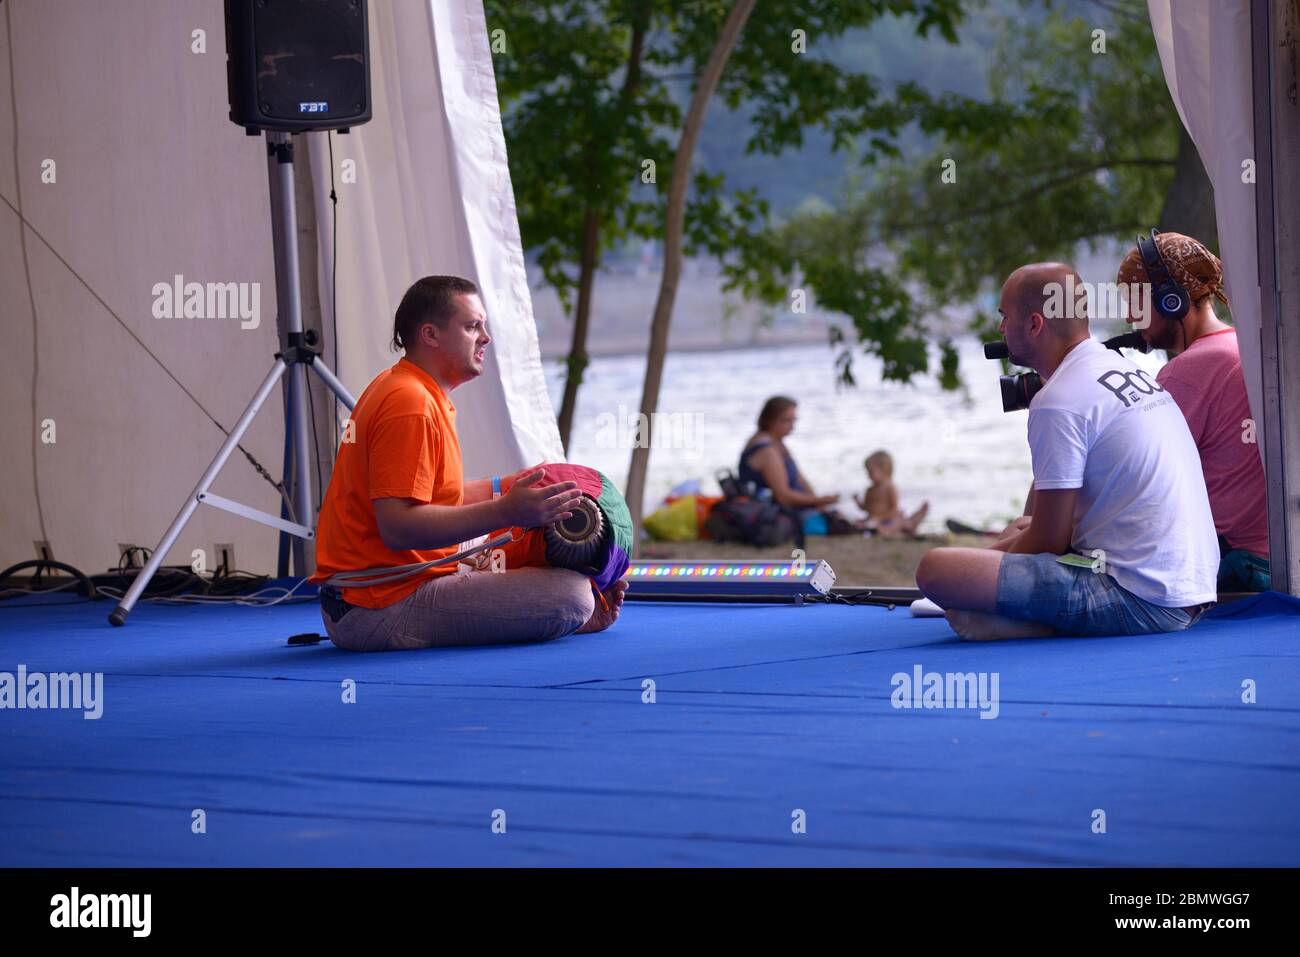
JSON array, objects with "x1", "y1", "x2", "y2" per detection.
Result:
[
  {"x1": 1148, "y1": 0, "x2": 1263, "y2": 455},
  {"x1": 0, "y1": 0, "x2": 561, "y2": 576}
]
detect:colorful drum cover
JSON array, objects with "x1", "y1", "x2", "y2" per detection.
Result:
[{"x1": 494, "y1": 463, "x2": 632, "y2": 591}]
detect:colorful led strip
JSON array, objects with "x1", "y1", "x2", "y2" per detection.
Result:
[{"x1": 624, "y1": 560, "x2": 835, "y2": 600}]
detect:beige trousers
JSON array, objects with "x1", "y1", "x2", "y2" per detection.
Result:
[{"x1": 322, "y1": 566, "x2": 595, "y2": 652}]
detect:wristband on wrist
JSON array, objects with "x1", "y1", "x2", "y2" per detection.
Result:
[{"x1": 491, "y1": 475, "x2": 502, "y2": 499}]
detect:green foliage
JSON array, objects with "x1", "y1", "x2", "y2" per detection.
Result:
[
  {"x1": 776, "y1": 0, "x2": 1180, "y2": 386},
  {"x1": 885, "y1": 7, "x2": 1176, "y2": 303},
  {"x1": 489, "y1": 0, "x2": 1180, "y2": 396},
  {"x1": 485, "y1": 0, "x2": 968, "y2": 312},
  {"x1": 487, "y1": 1, "x2": 680, "y2": 311}
]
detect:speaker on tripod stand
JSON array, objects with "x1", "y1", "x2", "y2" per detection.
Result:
[
  {"x1": 224, "y1": 0, "x2": 371, "y2": 134},
  {"x1": 109, "y1": 0, "x2": 372, "y2": 625}
]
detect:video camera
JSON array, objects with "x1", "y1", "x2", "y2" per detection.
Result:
[{"x1": 983, "y1": 331, "x2": 1151, "y2": 412}]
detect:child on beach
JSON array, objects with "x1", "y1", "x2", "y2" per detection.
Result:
[{"x1": 854, "y1": 450, "x2": 929, "y2": 538}]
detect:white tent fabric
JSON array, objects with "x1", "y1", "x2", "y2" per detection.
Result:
[
  {"x1": 305, "y1": 0, "x2": 562, "y2": 477},
  {"x1": 1147, "y1": 0, "x2": 1264, "y2": 463},
  {"x1": 0, "y1": 0, "x2": 559, "y2": 576}
]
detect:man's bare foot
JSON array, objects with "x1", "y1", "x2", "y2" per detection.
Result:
[
  {"x1": 577, "y1": 580, "x2": 629, "y2": 633},
  {"x1": 945, "y1": 608, "x2": 1057, "y2": 641}
]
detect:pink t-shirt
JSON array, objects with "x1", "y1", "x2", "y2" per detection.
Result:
[{"x1": 1157, "y1": 329, "x2": 1269, "y2": 557}]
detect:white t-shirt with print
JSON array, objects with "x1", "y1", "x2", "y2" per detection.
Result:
[{"x1": 1027, "y1": 336, "x2": 1219, "y2": 607}]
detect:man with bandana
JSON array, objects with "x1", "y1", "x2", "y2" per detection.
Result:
[{"x1": 1117, "y1": 233, "x2": 1271, "y2": 592}]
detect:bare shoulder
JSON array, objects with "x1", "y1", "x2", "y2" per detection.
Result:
[{"x1": 744, "y1": 432, "x2": 777, "y2": 458}]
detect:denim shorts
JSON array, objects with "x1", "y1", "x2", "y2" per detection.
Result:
[{"x1": 995, "y1": 552, "x2": 1213, "y2": 637}]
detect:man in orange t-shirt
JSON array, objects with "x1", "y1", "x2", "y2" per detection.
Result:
[{"x1": 309, "y1": 275, "x2": 627, "y2": 651}]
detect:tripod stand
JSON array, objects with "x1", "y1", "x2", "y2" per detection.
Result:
[{"x1": 109, "y1": 131, "x2": 355, "y2": 626}]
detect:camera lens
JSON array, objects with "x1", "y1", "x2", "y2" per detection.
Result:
[{"x1": 999, "y1": 372, "x2": 1044, "y2": 413}]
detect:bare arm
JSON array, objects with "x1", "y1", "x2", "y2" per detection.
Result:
[
  {"x1": 461, "y1": 478, "x2": 492, "y2": 505},
  {"x1": 987, "y1": 519, "x2": 1030, "y2": 551},
  {"x1": 1007, "y1": 488, "x2": 1077, "y2": 556},
  {"x1": 989, "y1": 481, "x2": 1037, "y2": 544},
  {"x1": 373, "y1": 497, "x2": 509, "y2": 551},
  {"x1": 751, "y1": 445, "x2": 836, "y2": 508},
  {"x1": 373, "y1": 471, "x2": 582, "y2": 551},
  {"x1": 462, "y1": 462, "x2": 546, "y2": 505},
  {"x1": 987, "y1": 533, "x2": 1017, "y2": 552}
]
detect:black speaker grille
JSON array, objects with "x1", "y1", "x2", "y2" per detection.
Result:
[{"x1": 253, "y1": 0, "x2": 367, "y2": 123}]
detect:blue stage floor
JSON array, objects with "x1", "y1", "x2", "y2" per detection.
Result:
[{"x1": 1, "y1": 586, "x2": 1297, "y2": 866}]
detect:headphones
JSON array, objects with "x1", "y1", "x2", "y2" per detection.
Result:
[{"x1": 1136, "y1": 228, "x2": 1190, "y2": 321}]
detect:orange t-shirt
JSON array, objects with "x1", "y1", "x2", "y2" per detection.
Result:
[{"x1": 309, "y1": 357, "x2": 464, "y2": 609}]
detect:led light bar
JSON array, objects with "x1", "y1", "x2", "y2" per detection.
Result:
[{"x1": 625, "y1": 560, "x2": 836, "y2": 602}]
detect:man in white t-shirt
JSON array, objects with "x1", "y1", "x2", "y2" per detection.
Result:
[{"x1": 916, "y1": 262, "x2": 1219, "y2": 640}]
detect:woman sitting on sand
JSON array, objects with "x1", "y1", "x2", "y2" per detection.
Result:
[{"x1": 738, "y1": 396, "x2": 844, "y2": 535}]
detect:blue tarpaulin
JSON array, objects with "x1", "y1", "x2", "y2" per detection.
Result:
[{"x1": 1, "y1": 586, "x2": 1297, "y2": 866}]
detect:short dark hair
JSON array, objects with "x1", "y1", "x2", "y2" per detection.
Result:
[
  {"x1": 391, "y1": 276, "x2": 479, "y2": 352},
  {"x1": 757, "y1": 395, "x2": 797, "y2": 431}
]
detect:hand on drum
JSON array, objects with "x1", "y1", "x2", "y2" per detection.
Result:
[{"x1": 501, "y1": 469, "x2": 584, "y2": 528}]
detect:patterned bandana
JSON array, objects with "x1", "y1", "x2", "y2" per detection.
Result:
[{"x1": 1116, "y1": 231, "x2": 1229, "y2": 307}]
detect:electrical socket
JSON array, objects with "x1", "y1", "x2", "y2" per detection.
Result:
[{"x1": 117, "y1": 543, "x2": 139, "y2": 568}]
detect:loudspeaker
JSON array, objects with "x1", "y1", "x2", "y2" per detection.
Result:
[{"x1": 224, "y1": 0, "x2": 371, "y2": 134}]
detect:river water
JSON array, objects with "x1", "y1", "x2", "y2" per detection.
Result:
[{"x1": 544, "y1": 337, "x2": 1165, "y2": 533}]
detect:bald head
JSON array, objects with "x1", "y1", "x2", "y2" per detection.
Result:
[
  {"x1": 997, "y1": 262, "x2": 1091, "y2": 374},
  {"x1": 1001, "y1": 262, "x2": 1089, "y2": 334}
]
